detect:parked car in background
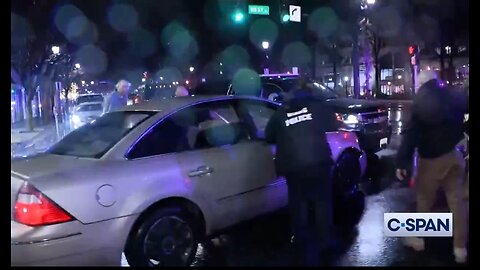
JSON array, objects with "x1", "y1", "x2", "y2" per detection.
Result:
[
  {"x1": 75, "y1": 94, "x2": 104, "y2": 106},
  {"x1": 12, "y1": 95, "x2": 366, "y2": 266},
  {"x1": 70, "y1": 102, "x2": 103, "y2": 129}
]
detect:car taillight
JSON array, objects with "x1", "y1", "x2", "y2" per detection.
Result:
[{"x1": 14, "y1": 183, "x2": 74, "y2": 226}]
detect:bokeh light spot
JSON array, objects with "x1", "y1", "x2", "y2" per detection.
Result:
[
  {"x1": 75, "y1": 45, "x2": 108, "y2": 75},
  {"x1": 231, "y1": 68, "x2": 261, "y2": 96},
  {"x1": 249, "y1": 18, "x2": 279, "y2": 49},
  {"x1": 108, "y1": 4, "x2": 139, "y2": 33}
]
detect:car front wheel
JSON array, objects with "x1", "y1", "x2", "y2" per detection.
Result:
[
  {"x1": 125, "y1": 207, "x2": 200, "y2": 267},
  {"x1": 333, "y1": 151, "x2": 366, "y2": 231}
]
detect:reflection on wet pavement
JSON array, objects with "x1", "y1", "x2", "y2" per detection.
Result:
[
  {"x1": 388, "y1": 103, "x2": 411, "y2": 135},
  {"x1": 188, "y1": 186, "x2": 463, "y2": 267}
]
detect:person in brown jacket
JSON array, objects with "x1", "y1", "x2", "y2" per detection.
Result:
[{"x1": 396, "y1": 71, "x2": 468, "y2": 263}]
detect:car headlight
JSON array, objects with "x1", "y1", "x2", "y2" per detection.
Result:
[
  {"x1": 336, "y1": 113, "x2": 359, "y2": 125},
  {"x1": 72, "y1": 115, "x2": 81, "y2": 123},
  {"x1": 344, "y1": 114, "x2": 359, "y2": 124}
]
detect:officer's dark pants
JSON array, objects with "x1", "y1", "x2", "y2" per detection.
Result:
[{"x1": 285, "y1": 165, "x2": 333, "y2": 266}]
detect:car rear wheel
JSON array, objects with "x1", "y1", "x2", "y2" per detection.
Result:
[
  {"x1": 333, "y1": 151, "x2": 366, "y2": 231},
  {"x1": 125, "y1": 207, "x2": 200, "y2": 267}
]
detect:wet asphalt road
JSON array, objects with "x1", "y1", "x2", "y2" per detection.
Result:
[{"x1": 185, "y1": 101, "x2": 467, "y2": 267}]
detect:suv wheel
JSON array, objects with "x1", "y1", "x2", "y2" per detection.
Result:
[{"x1": 125, "y1": 206, "x2": 200, "y2": 267}]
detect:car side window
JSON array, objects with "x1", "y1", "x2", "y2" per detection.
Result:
[
  {"x1": 127, "y1": 101, "x2": 250, "y2": 159},
  {"x1": 238, "y1": 101, "x2": 277, "y2": 140}
]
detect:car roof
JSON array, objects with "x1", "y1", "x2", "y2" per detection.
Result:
[
  {"x1": 121, "y1": 95, "x2": 278, "y2": 112},
  {"x1": 76, "y1": 101, "x2": 103, "y2": 106},
  {"x1": 78, "y1": 93, "x2": 103, "y2": 97}
]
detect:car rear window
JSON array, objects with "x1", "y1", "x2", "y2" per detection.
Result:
[{"x1": 49, "y1": 111, "x2": 154, "y2": 158}]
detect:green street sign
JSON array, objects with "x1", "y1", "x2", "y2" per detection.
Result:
[{"x1": 248, "y1": 5, "x2": 269, "y2": 15}]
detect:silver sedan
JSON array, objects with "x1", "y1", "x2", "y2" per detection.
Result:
[{"x1": 11, "y1": 95, "x2": 367, "y2": 266}]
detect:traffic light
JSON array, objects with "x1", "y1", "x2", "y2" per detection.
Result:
[
  {"x1": 281, "y1": 13, "x2": 290, "y2": 23},
  {"x1": 232, "y1": 10, "x2": 245, "y2": 23},
  {"x1": 408, "y1": 45, "x2": 418, "y2": 56},
  {"x1": 408, "y1": 45, "x2": 419, "y2": 66}
]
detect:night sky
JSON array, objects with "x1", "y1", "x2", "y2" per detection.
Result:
[{"x1": 11, "y1": 0, "x2": 468, "y2": 84}]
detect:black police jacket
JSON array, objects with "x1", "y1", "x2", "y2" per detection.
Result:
[{"x1": 265, "y1": 90, "x2": 339, "y2": 176}]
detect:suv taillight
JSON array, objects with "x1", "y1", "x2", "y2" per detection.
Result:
[{"x1": 14, "y1": 183, "x2": 74, "y2": 226}]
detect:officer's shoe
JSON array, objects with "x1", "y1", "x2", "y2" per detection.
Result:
[
  {"x1": 402, "y1": 237, "x2": 425, "y2": 251},
  {"x1": 454, "y1": 247, "x2": 468, "y2": 264}
]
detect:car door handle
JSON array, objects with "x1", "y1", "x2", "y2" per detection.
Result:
[{"x1": 188, "y1": 166, "x2": 213, "y2": 177}]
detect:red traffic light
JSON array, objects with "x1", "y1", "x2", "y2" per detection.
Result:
[
  {"x1": 408, "y1": 45, "x2": 419, "y2": 56},
  {"x1": 408, "y1": 46, "x2": 415, "y2": 55}
]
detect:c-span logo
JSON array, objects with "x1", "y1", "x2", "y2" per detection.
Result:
[{"x1": 384, "y1": 213, "x2": 452, "y2": 237}]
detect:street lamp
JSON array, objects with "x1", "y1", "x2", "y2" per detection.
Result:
[
  {"x1": 262, "y1": 41, "x2": 270, "y2": 50},
  {"x1": 91, "y1": 81, "x2": 94, "y2": 85},
  {"x1": 189, "y1": 66, "x2": 195, "y2": 72},
  {"x1": 344, "y1": 76, "x2": 350, "y2": 82},
  {"x1": 51, "y1": 46, "x2": 60, "y2": 55},
  {"x1": 142, "y1": 78, "x2": 146, "y2": 82},
  {"x1": 75, "y1": 63, "x2": 81, "y2": 69},
  {"x1": 366, "y1": 0, "x2": 376, "y2": 5}
]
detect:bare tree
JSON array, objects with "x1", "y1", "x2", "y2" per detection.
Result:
[
  {"x1": 12, "y1": 1, "x2": 57, "y2": 131},
  {"x1": 11, "y1": 36, "x2": 50, "y2": 131}
]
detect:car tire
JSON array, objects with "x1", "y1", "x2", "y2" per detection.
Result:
[
  {"x1": 333, "y1": 151, "x2": 366, "y2": 231},
  {"x1": 125, "y1": 206, "x2": 200, "y2": 267}
]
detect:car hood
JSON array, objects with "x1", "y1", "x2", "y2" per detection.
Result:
[
  {"x1": 326, "y1": 98, "x2": 385, "y2": 113},
  {"x1": 11, "y1": 153, "x2": 98, "y2": 180}
]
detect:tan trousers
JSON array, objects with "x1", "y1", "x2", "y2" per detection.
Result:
[{"x1": 416, "y1": 150, "x2": 468, "y2": 249}]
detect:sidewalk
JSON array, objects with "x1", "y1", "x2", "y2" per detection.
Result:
[
  {"x1": 11, "y1": 117, "x2": 61, "y2": 144},
  {"x1": 11, "y1": 117, "x2": 52, "y2": 130},
  {"x1": 11, "y1": 130, "x2": 43, "y2": 144}
]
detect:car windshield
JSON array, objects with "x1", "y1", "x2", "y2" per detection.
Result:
[
  {"x1": 77, "y1": 104, "x2": 103, "y2": 112},
  {"x1": 309, "y1": 80, "x2": 339, "y2": 100},
  {"x1": 48, "y1": 111, "x2": 153, "y2": 158},
  {"x1": 76, "y1": 95, "x2": 104, "y2": 104},
  {"x1": 271, "y1": 78, "x2": 339, "y2": 100}
]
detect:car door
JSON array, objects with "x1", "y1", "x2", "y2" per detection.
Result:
[
  {"x1": 127, "y1": 100, "x2": 277, "y2": 231},
  {"x1": 174, "y1": 100, "x2": 284, "y2": 229},
  {"x1": 236, "y1": 99, "x2": 289, "y2": 211}
]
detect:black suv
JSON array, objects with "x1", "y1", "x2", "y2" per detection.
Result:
[
  {"x1": 225, "y1": 74, "x2": 392, "y2": 154},
  {"x1": 193, "y1": 75, "x2": 392, "y2": 154}
]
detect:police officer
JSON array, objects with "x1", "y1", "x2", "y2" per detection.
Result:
[{"x1": 265, "y1": 78, "x2": 338, "y2": 266}]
